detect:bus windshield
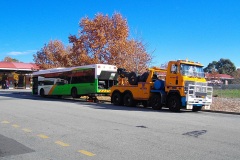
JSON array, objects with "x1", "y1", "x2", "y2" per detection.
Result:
[{"x1": 180, "y1": 64, "x2": 205, "y2": 78}]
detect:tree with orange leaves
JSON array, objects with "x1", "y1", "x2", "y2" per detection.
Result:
[
  {"x1": 69, "y1": 12, "x2": 151, "y2": 73},
  {"x1": 33, "y1": 40, "x2": 71, "y2": 69},
  {"x1": 34, "y1": 12, "x2": 152, "y2": 72}
]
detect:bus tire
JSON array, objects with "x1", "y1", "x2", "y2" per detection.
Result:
[
  {"x1": 167, "y1": 94, "x2": 181, "y2": 112},
  {"x1": 123, "y1": 93, "x2": 136, "y2": 107},
  {"x1": 40, "y1": 89, "x2": 45, "y2": 97},
  {"x1": 71, "y1": 87, "x2": 78, "y2": 98},
  {"x1": 112, "y1": 92, "x2": 123, "y2": 106},
  {"x1": 150, "y1": 94, "x2": 162, "y2": 110}
]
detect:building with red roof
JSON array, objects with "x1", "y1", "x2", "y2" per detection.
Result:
[
  {"x1": 0, "y1": 62, "x2": 39, "y2": 89},
  {"x1": 0, "y1": 62, "x2": 39, "y2": 72},
  {"x1": 205, "y1": 73, "x2": 234, "y2": 85}
]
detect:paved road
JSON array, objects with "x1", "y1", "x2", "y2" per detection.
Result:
[{"x1": 0, "y1": 91, "x2": 240, "y2": 160}]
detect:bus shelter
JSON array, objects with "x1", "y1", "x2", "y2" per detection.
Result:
[{"x1": 0, "y1": 62, "x2": 39, "y2": 89}]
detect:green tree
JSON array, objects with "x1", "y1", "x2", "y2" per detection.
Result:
[
  {"x1": 204, "y1": 58, "x2": 236, "y2": 75},
  {"x1": 203, "y1": 61, "x2": 217, "y2": 73}
]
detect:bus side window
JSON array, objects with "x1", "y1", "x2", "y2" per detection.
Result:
[{"x1": 56, "y1": 82, "x2": 64, "y2": 85}]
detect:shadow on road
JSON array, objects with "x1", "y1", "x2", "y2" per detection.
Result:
[
  {"x1": 0, "y1": 134, "x2": 35, "y2": 158},
  {"x1": 0, "y1": 90, "x2": 192, "y2": 114}
]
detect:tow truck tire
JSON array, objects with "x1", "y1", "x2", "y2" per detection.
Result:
[
  {"x1": 167, "y1": 95, "x2": 181, "y2": 112},
  {"x1": 150, "y1": 94, "x2": 162, "y2": 110},
  {"x1": 71, "y1": 87, "x2": 78, "y2": 98},
  {"x1": 123, "y1": 93, "x2": 136, "y2": 107},
  {"x1": 112, "y1": 92, "x2": 123, "y2": 106}
]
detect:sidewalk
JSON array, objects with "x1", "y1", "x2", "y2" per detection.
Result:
[{"x1": 0, "y1": 88, "x2": 32, "y2": 94}]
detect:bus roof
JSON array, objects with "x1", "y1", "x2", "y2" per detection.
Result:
[{"x1": 32, "y1": 64, "x2": 117, "y2": 76}]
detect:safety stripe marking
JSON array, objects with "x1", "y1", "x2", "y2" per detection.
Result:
[
  {"x1": 37, "y1": 134, "x2": 49, "y2": 139},
  {"x1": 78, "y1": 150, "x2": 96, "y2": 156},
  {"x1": 98, "y1": 90, "x2": 110, "y2": 92},
  {"x1": 22, "y1": 128, "x2": 32, "y2": 133},
  {"x1": 12, "y1": 124, "x2": 20, "y2": 128},
  {"x1": 55, "y1": 141, "x2": 70, "y2": 147},
  {"x1": 1, "y1": 121, "x2": 10, "y2": 124}
]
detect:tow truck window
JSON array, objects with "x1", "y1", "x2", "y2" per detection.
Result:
[
  {"x1": 171, "y1": 64, "x2": 178, "y2": 74},
  {"x1": 180, "y1": 64, "x2": 204, "y2": 78}
]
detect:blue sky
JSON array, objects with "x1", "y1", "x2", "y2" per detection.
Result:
[{"x1": 0, "y1": 0, "x2": 239, "y2": 68}]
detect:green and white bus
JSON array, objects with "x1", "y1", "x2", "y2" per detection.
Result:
[{"x1": 32, "y1": 64, "x2": 118, "y2": 99}]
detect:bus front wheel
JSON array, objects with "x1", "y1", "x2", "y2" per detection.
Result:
[
  {"x1": 40, "y1": 89, "x2": 45, "y2": 97},
  {"x1": 71, "y1": 87, "x2": 78, "y2": 98}
]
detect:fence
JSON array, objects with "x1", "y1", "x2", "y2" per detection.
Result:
[{"x1": 210, "y1": 84, "x2": 240, "y2": 112}]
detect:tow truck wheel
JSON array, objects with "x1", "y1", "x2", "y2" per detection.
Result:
[
  {"x1": 150, "y1": 94, "x2": 162, "y2": 110},
  {"x1": 40, "y1": 89, "x2": 45, "y2": 97},
  {"x1": 167, "y1": 95, "x2": 181, "y2": 112},
  {"x1": 112, "y1": 92, "x2": 123, "y2": 106},
  {"x1": 71, "y1": 87, "x2": 78, "y2": 98},
  {"x1": 123, "y1": 93, "x2": 136, "y2": 107}
]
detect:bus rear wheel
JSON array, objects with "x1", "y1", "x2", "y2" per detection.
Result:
[{"x1": 71, "y1": 87, "x2": 78, "y2": 98}]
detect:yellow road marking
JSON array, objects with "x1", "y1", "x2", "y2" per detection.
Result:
[
  {"x1": 55, "y1": 141, "x2": 70, "y2": 147},
  {"x1": 78, "y1": 150, "x2": 96, "y2": 156},
  {"x1": 1, "y1": 121, "x2": 10, "y2": 124},
  {"x1": 12, "y1": 124, "x2": 20, "y2": 128},
  {"x1": 22, "y1": 128, "x2": 32, "y2": 133},
  {"x1": 37, "y1": 134, "x2": 49, "y2": 139}
]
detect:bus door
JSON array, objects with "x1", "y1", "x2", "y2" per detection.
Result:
[{"x1": 32, "y1": 77, "x2": 38, "y2": 95}]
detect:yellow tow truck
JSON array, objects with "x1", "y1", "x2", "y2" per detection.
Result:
[{"x1": 110, "y1": 60, "x2": 213, "y2": 112}]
